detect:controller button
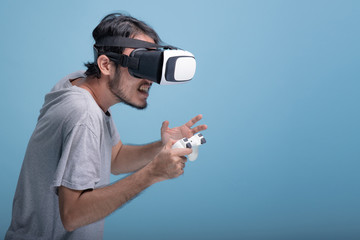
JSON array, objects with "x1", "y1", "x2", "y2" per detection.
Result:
[
  {"x1": 186, "y1": 143, "x2": 192, "y2": 148},
  {"x1": 183, "y1": 138, "x2": 188, "y2": 142},
  {"x1": 198, "y1": 133, "x2": 203, "y2": 137},
  {"x1": 201, "y1": 138, "x2": 206, "y2": 144}
]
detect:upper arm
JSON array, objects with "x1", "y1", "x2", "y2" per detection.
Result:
[
  {"x1": 111, "y1": 140, "x2": 123, "y2": 173},
  {"x1": 58, "y1": 186, "x2": 84, "y2": 231},
  {"x1": 58, "y1": 186, "x2": 83, "y2": 209}
]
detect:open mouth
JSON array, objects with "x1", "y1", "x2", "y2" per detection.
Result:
[{"x1": 138, "y1": 84, "x2": 151, "y2": 94}]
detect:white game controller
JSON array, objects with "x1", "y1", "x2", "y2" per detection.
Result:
[{"x1": 172, "y1": 133, "x2": 206, "y2": 161}]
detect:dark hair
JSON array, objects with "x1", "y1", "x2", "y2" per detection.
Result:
[{"x1": 84, "y1": 13, "x2": 161, "y2": 78}]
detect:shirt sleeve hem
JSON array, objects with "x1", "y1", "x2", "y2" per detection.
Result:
[{"x1": 51, "y1": 179, "x2": 96, "y2": 195}]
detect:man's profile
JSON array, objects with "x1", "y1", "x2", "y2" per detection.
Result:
[{"x1": 5, "y1": 13, "x2": 207, "y2": 240}]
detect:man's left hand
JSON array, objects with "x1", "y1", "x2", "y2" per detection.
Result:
[{"x1": 161, "y1": 114, "x2": 208, "y2": 145}]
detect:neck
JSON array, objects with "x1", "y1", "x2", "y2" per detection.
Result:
[{"x1": 74, "y1": 76, "x2": 116, "y2": 113}]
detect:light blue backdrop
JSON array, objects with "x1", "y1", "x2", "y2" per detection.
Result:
[{"x1": 1, "y1": 0, "x2": 359, "y2": 239}]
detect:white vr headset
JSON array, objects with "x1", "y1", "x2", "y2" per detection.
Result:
[{"x1": 94, "y1": 36, "x2": 196, "y2": 85}]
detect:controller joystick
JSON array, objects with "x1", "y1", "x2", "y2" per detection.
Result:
[{"x1": 172, "y1": 133, "x2": 206, "y2": 161}]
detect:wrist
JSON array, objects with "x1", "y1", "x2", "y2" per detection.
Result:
[
  {"x1": 157, "y1": 139, "x2": 165, "y2": 148},
  {"x1": 142, "y1": 161, "x2": 164, "y2": 185},
  {"x1": 160, "y1": 138, "x2": 166, "y2": 147}
]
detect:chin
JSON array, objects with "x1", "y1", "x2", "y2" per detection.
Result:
[{"x1": 124, "y1": 100, "x2": 148, "y2": 110}]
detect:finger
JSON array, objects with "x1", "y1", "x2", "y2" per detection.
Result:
[
  {"x1": 180, "y1": 156, "x2": 188, "y2": 163},
  {"x1": 179, "y1": 161, "x2": 186, "y2": 169},
  {"x1": 161, "y1": 120, "x2": 169, "y2": 134},
  {"x1": 164, "y1": 138, "x2": 177, "y2": 150},
  {"x1": 172, "y1": 147, "x2": 192, "y2": 156},
  {"x1": 191, "y1": 124, "x2": 208, "y2": 135},
  {"x1": 185, "y1": 114, "x2": 203, "y2": 128},
  {"x1": 177, "y1": 156, "x2": 187, "y2": 165},
  {"x1": 178, "y1": 161, "x2": 185, "y2": 171}
]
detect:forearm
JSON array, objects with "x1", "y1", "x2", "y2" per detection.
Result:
[
  {"x1": 111, "y1": 141, "x2": 163, "y2": 174},
  {"x1": 60, "y1": 140, "x2": 191, "y2": 232},
  {"x1": 59, "y1": 164, "x2": 160, "y2": 232}
]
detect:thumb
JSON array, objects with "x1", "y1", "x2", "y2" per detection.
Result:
[
  {"x1": 172, "y1": 146, "x2": 193, "y2": 156},
  {"x1": 164, "y1": 138, "x2": 177, "y2": 150},
  {"x1": 161, "y1": 120, "x2": 169, "y2": 134}
]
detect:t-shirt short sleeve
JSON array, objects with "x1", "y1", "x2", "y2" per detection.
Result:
[
  {"x1": 108, "y1": 117, "x2": 121, "y2": 146},
  {"x1": 52, "y1": 124, "x2": 101, "y2": 193}
]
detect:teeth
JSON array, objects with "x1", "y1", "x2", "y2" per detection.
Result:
[{"x1": 139, "y1": 85, "x2": 150, "y2": 93}]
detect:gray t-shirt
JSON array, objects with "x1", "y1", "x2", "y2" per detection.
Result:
[{"x1": 5, "y1": 71, "x2": 120, "y2": 240}]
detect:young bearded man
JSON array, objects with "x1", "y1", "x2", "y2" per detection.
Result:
[{"x1": 5, "y1": 13, "x2": 207, "y2": 240}]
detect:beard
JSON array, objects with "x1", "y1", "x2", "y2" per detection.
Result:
[{"x1": 108, "y1": 67, "x2": 147, "y2": 110}]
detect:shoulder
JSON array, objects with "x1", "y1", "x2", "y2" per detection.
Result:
[
  {"x1": 51, "y1": 71, "x2": 86, "y2": 92},
  {"x1": 40, "y1": 87, "x2": 104, "y2": 138},
  {"x1": 62, "y1": 87, "x2": 104, "y2": 125}
]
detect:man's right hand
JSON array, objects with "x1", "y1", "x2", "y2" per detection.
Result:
[
  {"x1": 147, "y1": 140, "x2": 192, "y2": 182},
  {"x1": 59, "y1": 140, "x2": 191, "y2": 232}
]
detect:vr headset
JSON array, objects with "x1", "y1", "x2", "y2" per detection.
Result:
[{"x1": 93, "y1": 36, "x2": 196, "y2": 85}]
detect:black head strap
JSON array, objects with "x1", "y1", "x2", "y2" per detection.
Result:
[
  {"x1": 95, "y1": 36, "x2": 176, "y2": 50},
  {"x1": 103, "y1": 52, "x2": 139, "y2": 69},
  {"x1": 93, "y1": 36, "x2": 176, "y2": 69},
  {"x1": 93, "y1": 46, "x2": 140, "y2": 69}
]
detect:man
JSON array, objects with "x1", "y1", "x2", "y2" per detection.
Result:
[{"x1": 5, "y1": 13, "x2": 207, "y2": 239}]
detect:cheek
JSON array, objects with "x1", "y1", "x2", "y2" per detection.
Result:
[{"x1": 119, "y1": 68, "x2": 139, "y2": 90}]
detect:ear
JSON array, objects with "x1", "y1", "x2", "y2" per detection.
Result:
[{"x1": 97, "y1": 55, "x2": 112, "y2": 77}]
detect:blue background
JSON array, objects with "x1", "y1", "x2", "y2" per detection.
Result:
[{"x1": 1, "y1": 0, "x2": 359, "y2": 239}]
